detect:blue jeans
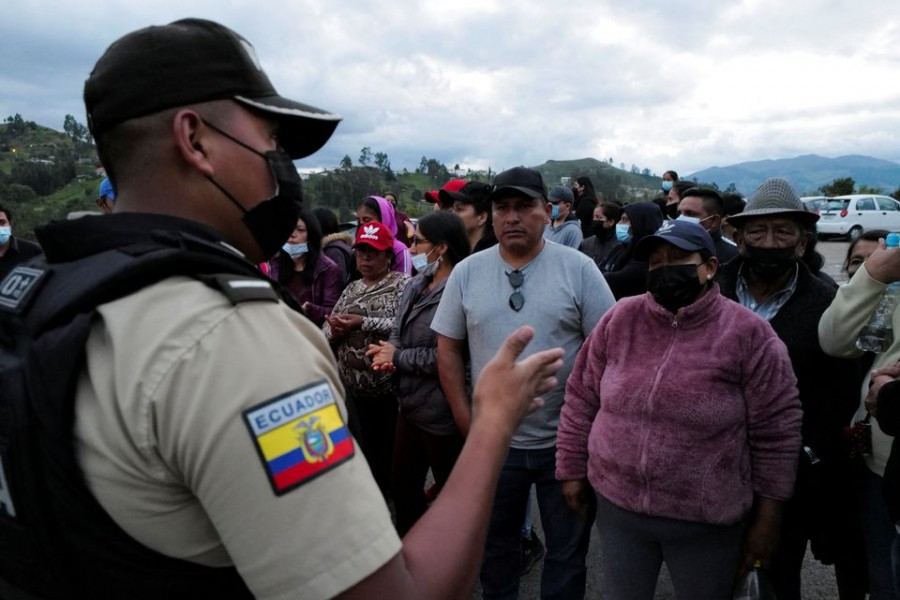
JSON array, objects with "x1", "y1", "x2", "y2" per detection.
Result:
[{"x1": 480, "y1": 446, "x2": 594, "y2": 600}]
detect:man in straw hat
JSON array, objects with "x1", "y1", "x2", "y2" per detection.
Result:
[{"x1": 717, "y1": 178, "x2": 865, "y2": 600}]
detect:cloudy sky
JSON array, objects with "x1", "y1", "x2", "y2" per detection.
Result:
[{"x1": 3, "y1": 0, "x2": 899, "y2": 177}]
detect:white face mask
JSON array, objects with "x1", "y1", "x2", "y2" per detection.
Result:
[
  {"x1": 282, "y1": 242, "x2": 308, "y2": 258},
  {"x1": 676, "y1": 214, "x2": 701, "y2": 225},
  {"x1": 677, "y1": 214, "x2": 714, "y2": 229}
]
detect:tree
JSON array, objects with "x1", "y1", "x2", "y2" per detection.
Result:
[
  {"x1": 4, "y1": 182, "x2": 37, "y2": 204},
  {"x1": 358, "y1": 146, "x2": 373, "y2": 166},
  {"x1": 4, "y1": 114, "x2": 26, "y2": 137},
  {"x1": 63, "y1": 114, "x2": 90, "y2": 143},
  {"x1": 340, "y1": 155, "x2": 353, "y2": 170},
  {"x1": 891, "y1": 187, "x2": 900, "y2": 202},
  {"x1": 374, "y1": 152, "x2": 394, "y2": 181},
  {"x1": 725, "y1": 183, "x2": 738, "y2": 193},
  {"x1": 819, "y1": 177, "x2": 855, "y2": 196},
  {"x1": 858, "y1": 184, "x2": 885, "y2": 195}
]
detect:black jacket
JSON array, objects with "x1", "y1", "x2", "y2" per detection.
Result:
[
  {"x1": 0, "y1": 236, "x2": 42, "y2": 280},
  {"x1": 718, "y1": 258, "x2": 860, "y2": 459},
  {"x1": 719, "y1": 258, "x2": 862, "y2": 564},
  {"x1": 601, "y1": 202, "x2": 663, "y2": 299},
  {"x1": 710, "y1": 228, "x2": 739, "y2": 265},
  {"x1": 578, "y1": 232, "x2": 621, "y2": 270},
  {"x1": 573, "y1": 195, "x2": 597, "y2": 239},
  {"x1": 876, "y1": 379, "x2": 900, "y2": 523}
]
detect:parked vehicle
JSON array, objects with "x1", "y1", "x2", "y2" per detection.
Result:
[
  {"x1": 817, "y1": 194, "x2": 900, "y2": 240},
  {"x1": 800, "y1": 196, "x2": 829, "y2": 214}
]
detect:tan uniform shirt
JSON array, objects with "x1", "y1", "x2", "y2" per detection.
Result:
[{"x1": 74, "y1": 276, "x2": 401, "y2": 600}]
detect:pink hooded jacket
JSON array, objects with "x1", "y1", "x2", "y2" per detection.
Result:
[
  {"x1": 368, "y1": 196, "x2": 411, "y2": 275},
  {"x1": 556, "y1": 285, "x2": 802, "y2": 525}
]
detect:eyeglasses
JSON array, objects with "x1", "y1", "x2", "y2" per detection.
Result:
[
  {"x1": 507, "y1": 269, "x2": 524, "y2": 311},
  {"x1": 412, "y1": 236, "x2": 432, "y2": 245}
]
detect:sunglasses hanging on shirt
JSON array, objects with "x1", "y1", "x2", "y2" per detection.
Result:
[{"x1": 507, "y1": 269, "x2": 525, "y2": 311}]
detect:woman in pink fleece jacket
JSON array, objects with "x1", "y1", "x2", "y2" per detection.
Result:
[{"x1": 556, "y1": 219, "x2": 803, "y2": 599}]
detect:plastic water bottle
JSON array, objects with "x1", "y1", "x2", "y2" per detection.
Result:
[
  {"x1": 733, "y1": 561, "x2": 777, "y2": 600},
  {"x1": 856, "y1": 232, "x2": 900, "y2": 353}
]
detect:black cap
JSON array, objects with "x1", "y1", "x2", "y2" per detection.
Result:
[
  {"x1": 439, "y1": 180, "x2": 493, "y2": 209},
  {"x1": 489, "y1": 167, "x2": 546, "y2": 201},
  {"x1": 84, "y1": 18, "x2": 341, "y2": 159}
]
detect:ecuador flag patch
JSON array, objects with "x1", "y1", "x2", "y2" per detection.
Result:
[{"x1": 243, "y1": 380, "x2": 355, "y2": 495}]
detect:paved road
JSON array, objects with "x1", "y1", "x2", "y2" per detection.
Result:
[{"x1": 490, "y1": 240, "x2": 853, "y2": 599}]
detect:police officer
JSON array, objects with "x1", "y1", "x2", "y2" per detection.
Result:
[{"x1": 0, "y1": 19, "x2": 563, "y2": 600}]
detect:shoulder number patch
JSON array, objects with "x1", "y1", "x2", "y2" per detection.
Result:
[
  {"x1": 0, "y1": 266, "x2": 46, "y2": 312},
  {"x1": 243, "y1": 380, "x2": 355, "y2": 496}
]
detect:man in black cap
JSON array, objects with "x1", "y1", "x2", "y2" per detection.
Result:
[
  {"x1": 439, "y1": 180, "x2": 497, "y2": 252},
  {"x1": 433, "y1": 166, "x2": 615, "y2": 599},
  {"x1": 717, "y1": 177, "x2": 865, "y2": 600},
  {"x1": 0, "y1": 19, "x2": 563, "y2": 600}
]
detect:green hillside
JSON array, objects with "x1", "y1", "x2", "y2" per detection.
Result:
[
  {"x1": 1, "y1": 114, "x2": 668, "y2": 238},
  {"x1": 0, "y1": 114, "x2": 100, "y2": 238}
]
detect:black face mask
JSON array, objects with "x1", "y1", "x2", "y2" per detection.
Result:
[
  {"x1": 203, "y1": 121, "x2": 303, "y2": 260},
  {"x1": 665, "y1": 203, "x2": 679, "y2": 220},
  {"x1": 591, "y1": 220, "x2": 613, "y2": 240},
  {"x1": 743, "y1": 245, "x2": 797, "y2": 281},
  {"x1": 646, "y1": 264, "x2": 704, "y2": 313}
]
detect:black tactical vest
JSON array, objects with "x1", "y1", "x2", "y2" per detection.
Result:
[{"x1": 0, "y1": 215, "x2": 286, "y2": 598}]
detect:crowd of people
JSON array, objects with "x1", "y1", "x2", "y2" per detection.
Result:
[{"x1": 2, "y1": 16, "x2": 900, "y2": 600}]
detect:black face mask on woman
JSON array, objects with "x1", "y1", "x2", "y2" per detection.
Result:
[
  {"x1": 203, "y1": 121, "x2": 304, "y2": 260},
  {"x1": 743, "y1": 245, "x2": 797, "y2": 281},
  {"x1": 591, "y1": 220, "x2": 614, "y2": 240},
  {"x1": 646, "y1": 264, "x2": 705, "y2": 313}
]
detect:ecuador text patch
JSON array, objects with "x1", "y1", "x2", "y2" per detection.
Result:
[{"x1": 243, "y1": 381, "x2": 355, "y2": 495}]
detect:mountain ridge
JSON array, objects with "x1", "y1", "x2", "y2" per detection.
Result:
[{"x1": 687, "y1": 154, "x2": 900, "y2": 196}]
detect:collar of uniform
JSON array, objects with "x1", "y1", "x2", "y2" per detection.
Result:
[{"x1": 36, "y1": 213, "x2": 228, "y2": 264}]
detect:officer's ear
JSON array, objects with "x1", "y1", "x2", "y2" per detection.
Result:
[{"x1": 173, "y1": 109, "x2": 215, "y2": 177}]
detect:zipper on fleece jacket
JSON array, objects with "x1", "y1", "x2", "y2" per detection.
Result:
[{"x1": 638, "y1": 314, "x2": 680, "y2": 514}]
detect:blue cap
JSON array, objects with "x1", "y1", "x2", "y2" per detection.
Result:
[
  {"x1": 98, "y1": 177, "x2": 115, "y2": 200},
  {"x1": 633, "y1": 219, "x2": 716, "y2": 261},
  {"x1": 548, "y1": 186, "x2": 574, "y2": 204}
]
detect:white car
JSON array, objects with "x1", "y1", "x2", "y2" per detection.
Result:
[
  {"x1": 800, "y1": 196, "x2": 828, "y2": 214},
  {"x1": 816, "y1": 194, "x2": 900, "y2": 240}
]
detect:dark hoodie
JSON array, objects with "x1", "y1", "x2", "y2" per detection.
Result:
[{"x1": 601, "y1": 202, "x2": 663, "y2": 299}]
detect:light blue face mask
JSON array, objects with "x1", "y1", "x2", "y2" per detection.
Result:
[
  {"x1": 412, "y1": 248, "x2": 440, "y2": 276},
  {"x1": 0, "y1": 227, "x2": 10, "y2": 245},
  {"x1": 615, "y1": 223, "x2": 631, "y2": 243},
  {"x1": 676, "y1": 214, "x2": 701, "y2": 225},
  {"x1": 550, "y1": 204, "x2": 561, "y2": 220},
  {"x1": 282, "y1": 242, "x2": 308, "y2": 258},
  {"x1": 661, "y1": 181, "x2": 674, "y2": 192}
]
